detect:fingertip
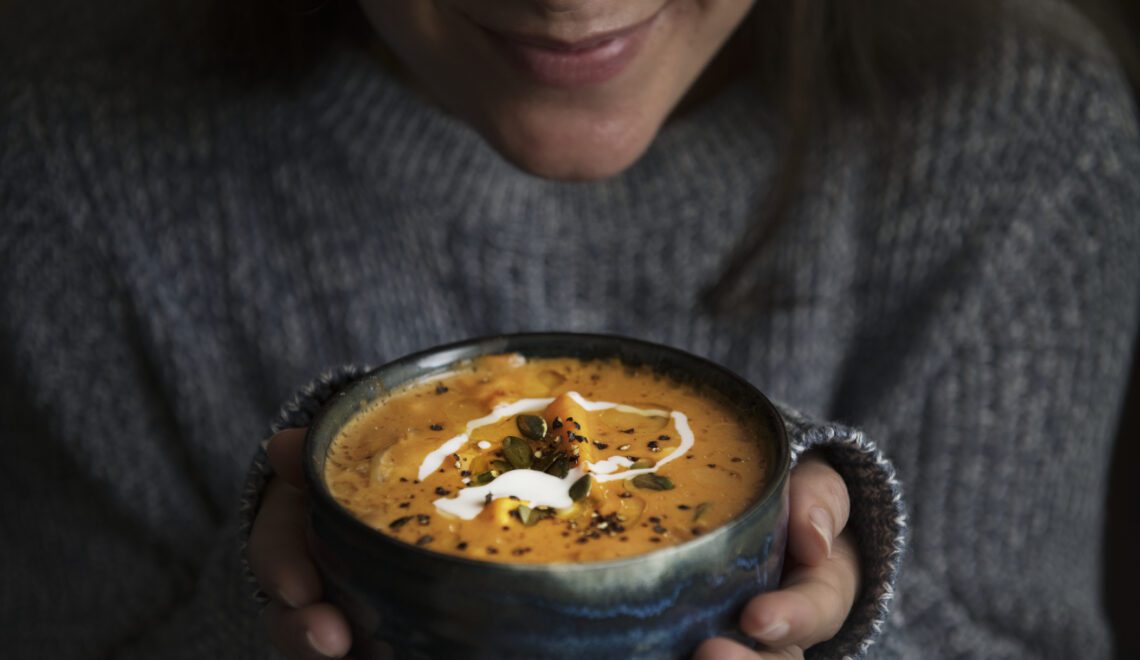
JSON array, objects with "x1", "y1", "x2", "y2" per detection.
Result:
[
  {"x1": 269, "y1": 563, "x2": 324, "y2": 610},
  {"x1": 305, "y1": 603, "x2": 353, "y2": 657},
  {"x1": 739, "y1": 591, "x2": 794, "y2": 644},
  {"x1": 264, "y1": 601, "x2": 353, "y2": 659}
]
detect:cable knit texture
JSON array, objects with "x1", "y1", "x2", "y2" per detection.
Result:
[{"x1": 2, "y1": 0, "x2": 1138, "y2": 658}]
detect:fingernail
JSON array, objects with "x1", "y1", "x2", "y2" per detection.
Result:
[
  {"x1": 307, "y1": 629, "x2": 339, "y2": 657},
  {"x1": 809, "y1": 506, "x2": 833, "y2": 558},
  {"x1": 755, "y1": 619, "x2": 790, "y2": 642}
]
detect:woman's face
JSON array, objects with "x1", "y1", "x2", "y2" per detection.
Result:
[{"x1": 358, "y1": 0, "x2": 755, "y2": 180}]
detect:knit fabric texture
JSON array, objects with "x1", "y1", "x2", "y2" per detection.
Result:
[{"x1": 2, "y1": 0, "x2": 1138, "y2": 658}]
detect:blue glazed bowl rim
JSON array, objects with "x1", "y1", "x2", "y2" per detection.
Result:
[{"x1": 303, "y1": 331, "x2": 791, "y2": 574}]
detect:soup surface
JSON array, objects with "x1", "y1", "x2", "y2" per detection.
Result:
[{"x1": 325, "y1": 354, "x2": 768, "y2": 563}]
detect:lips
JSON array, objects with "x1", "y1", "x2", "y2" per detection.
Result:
[{"x1": 478, "y1": 13, "x2": 660, "y2": 88}]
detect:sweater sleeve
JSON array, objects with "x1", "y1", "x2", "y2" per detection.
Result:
[
  {"x1": 776, "y1": 407, "x2": 907, "y2": 660},
  {"x1": 236, "y1": 365, "x2": 374, "y2": 606}
]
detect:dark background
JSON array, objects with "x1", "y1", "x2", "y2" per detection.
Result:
[{"x1": 1103, "y1": 3, "x2": 1139, "y2": 659}]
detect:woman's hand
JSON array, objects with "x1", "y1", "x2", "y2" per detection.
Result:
[
  {"x1": 248, "y1": 434, "x2": 858, "y2": 660},
  {"x1": 249, "y1": 428, "x2": 353, "y2": 659},
  {"x1": 695, "y1": 453, "x2": 861, "y2": 659}
]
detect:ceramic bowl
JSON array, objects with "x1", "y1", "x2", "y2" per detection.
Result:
[{"x1": 304, "y1": 333, "x2": 790, "y2": 659}]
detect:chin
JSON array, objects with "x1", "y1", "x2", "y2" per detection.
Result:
[{"x1": 472, "y1": 102, "x2": 664, "y2": 181}]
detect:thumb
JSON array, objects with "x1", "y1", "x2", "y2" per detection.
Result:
[{"x1": 787, "y1": 452, "x2": 850, "y2": 567}]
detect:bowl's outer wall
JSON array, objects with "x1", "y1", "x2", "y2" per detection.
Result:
[{"x1": 305, "y1": 333, "x2": 791, "y2": 659}]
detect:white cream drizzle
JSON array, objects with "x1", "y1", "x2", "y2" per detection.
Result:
[
  {"x1": 434, "y1": 467, "x2": 586, "y2": 520},
  {"x1": 416, "y1": 391, "x2": 696, "y2": 520},
  {"x1": 417, "y1": 397, "x2": 554, "y2": 481}
]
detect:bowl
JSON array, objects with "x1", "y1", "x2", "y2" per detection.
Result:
[{"x1": 303, "y1": 332, "x2": 790, "y2": 659}]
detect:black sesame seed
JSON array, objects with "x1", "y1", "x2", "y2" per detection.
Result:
[
  {"x1": 620, "y1": 428, "x2": 636, "y2": 434},
  {"x1": 593, "y1": 441, "x2": 609, "y2": 449},
  {"x1": 653, "y1": 525, "x2": 668, "y2": 534},
  {"x1": 415, "y1": 535, "x2": 434, "y2": 546},
  {"x1": 707, "y1": 463, "x2": 717, "y2": 468},
  {"x1": 658, "y1": 435, "x2": 670, "y2": 441},
  {"x1": 388, "y1": 516, "x2": 413, "y2": 530},
  {"x1": 398, "y1": 502, "x2": 410, "y2": 509},
  {"x1": 649, "y1": 537, "x2": 661, "y2": 543},
  {"x1": 457, "y1": 541, "x2": 468, "y2": 550},
  {"x1": 731, "y1": 457, "x2": 743, "y2": 463},
  {"x1": 430, "y1": 423, "x2": 443, "y2": 431},
  {"x1": 487, "y1": 547, "x2": 498, "y2": 555},
  {"x1": 416, "y1": 514, "x2": 430, "y2": 525},
  {"x1": 435, "y1": 384, "x2": 449, "y2": 395},
  {"x1": 691, "y1": 528, "x2": 702, "y2": 536},
  {"x1": 552, "y1": 417, "x2": 563, "y2": 429}
]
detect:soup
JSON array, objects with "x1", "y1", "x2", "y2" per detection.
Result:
[{"x1": 324, "y1": 354, "x2": 769, "y2": 563}]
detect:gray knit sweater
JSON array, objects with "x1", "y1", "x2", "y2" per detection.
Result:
[{"x1": 2, "y1": 0, "x2": 1137, "y2": 658}]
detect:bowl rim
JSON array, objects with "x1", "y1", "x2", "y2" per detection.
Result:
[{"x1": 303, "y1": 331, "x2": 791, "y2": 573}]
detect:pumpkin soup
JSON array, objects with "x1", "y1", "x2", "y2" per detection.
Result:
[{"x1": 324, "y1": 354, "x2": 768, "y2": 563}]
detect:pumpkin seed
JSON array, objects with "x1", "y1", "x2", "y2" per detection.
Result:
[
  {"x1": 632, "y1": 473, "x2": 674, "y2": 491},
  {"x1": 472, "y1": 471, "x2": 495, "y2": 485},
  {"x1": 631, "y1": 458, "x2": 656, "y2": 470},
  {"x1": 490, "y1": 459, "x2": 513, "y2": 473},
  {"x1": 693, "y1": 502, "x2": 714, "y2": 522},
  {"x1": 516, "y1": 505, "x2": 550, "y2": 526},
  {"x1": 516, "y1": 414, "x2": 548, "y2": 440},
  {"x1": 569, "y1": 474, "x2": 592, "y2": 501},
  {"x1": 503, "y1": 436, "x2": 533, "y2": 469},
  {"x1": 532, "y1": 452, "x2": 556, "y2": 472},
  {"x1": 546, "y1": 457, "x2": 570, "y2": 479}
]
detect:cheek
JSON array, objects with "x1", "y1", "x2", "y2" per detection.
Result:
[{"x1": 356, "y1": 2, "x2": 454, "y2": 86}]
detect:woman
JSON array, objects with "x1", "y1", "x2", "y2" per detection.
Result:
[{"x1": 1, "y1": 0, "x2": 1136, "y2": 658}]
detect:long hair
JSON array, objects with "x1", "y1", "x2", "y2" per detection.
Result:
[{"x1": 704, "y1": 0, "x2": 1137, "y2": 309}]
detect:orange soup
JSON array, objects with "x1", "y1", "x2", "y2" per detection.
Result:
[{"x1": 324, "y1": 354, "x2": 768, "y2": 563}]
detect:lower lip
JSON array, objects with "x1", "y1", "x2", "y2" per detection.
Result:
[{"x1": 486, "y1": 19, "x2": 656, "y2": 89}]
